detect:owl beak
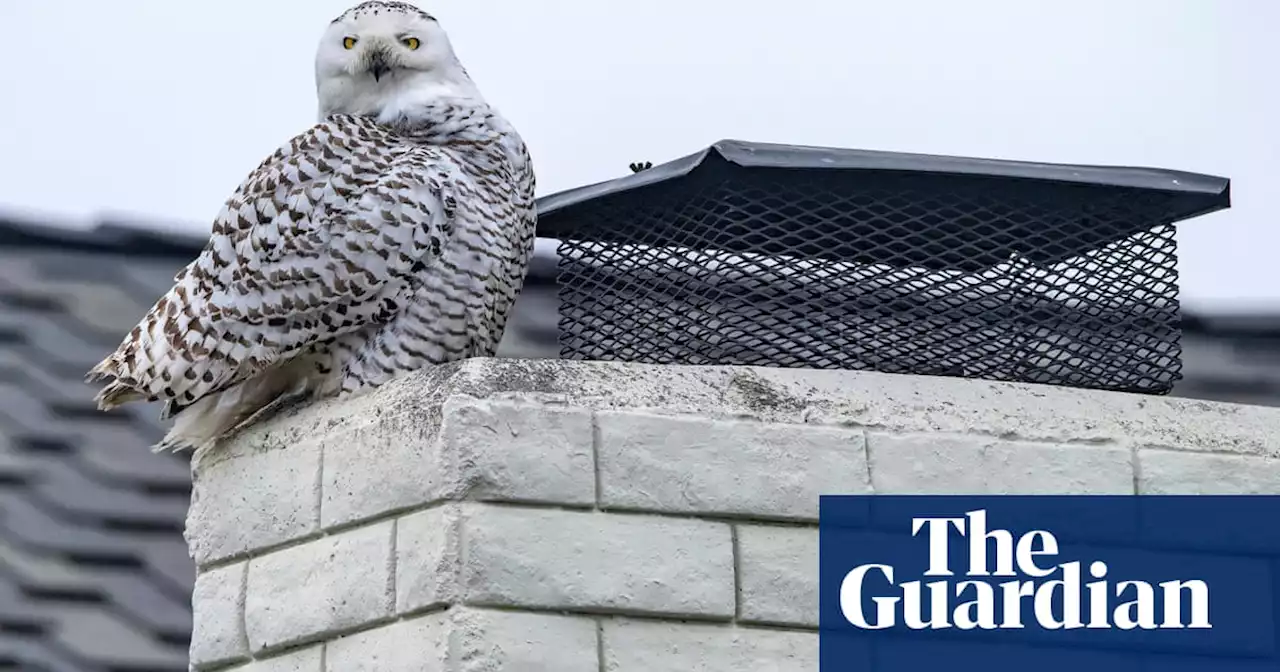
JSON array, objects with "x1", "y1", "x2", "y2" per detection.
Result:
[{"x1": 367, "y1": 52, "x2": 391, "y2": 82}]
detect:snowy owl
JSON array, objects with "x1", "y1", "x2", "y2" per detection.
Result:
[{"x1": 85, "y1": 1, "x2": 537, "y2": 452}]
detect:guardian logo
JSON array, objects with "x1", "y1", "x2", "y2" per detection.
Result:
[
  {"x1": 838, "y1": 509, "x2": 1211, "y2": 631},
  {"x1": 820, "y1": 495, "x2": 1280, "y2": 670}
]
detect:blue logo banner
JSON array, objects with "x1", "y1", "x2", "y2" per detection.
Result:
[{"x1": 818, "y1": 495, "x2": 1280, "y2": 671}]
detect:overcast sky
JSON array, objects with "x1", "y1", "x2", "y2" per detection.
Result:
[{"x1": 0, "y1": 1, "x2": 1275, "y2": 309}]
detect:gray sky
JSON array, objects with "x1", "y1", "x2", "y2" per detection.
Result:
[{"x1": 1, "y1": 0, "x2": 1275, "y2": 309}]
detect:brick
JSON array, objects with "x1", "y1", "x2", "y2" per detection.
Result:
[
  {"x1": 446, "y1": 608, "x2": 598, "y2": 672},
  {"x1": 982, "y1": 439, "x2": 1134, "y2": 494},
  {"x1": 228, "y1": 644, "x2": 322, "y2": 672},
  {"x1": 323, "y1": 614, "x2": 447, "y2": 671},
  {"x1": 868, "y1": 433, "x2": 1133, "y2": 494},
  {"x1": 323, "y1": 608, "x2": 597, "y2": 672},
  {"x1": 461, "y1": 505, "x2": 735, "y2": 618},
  {"x1": 867, "y1": 433, "x2": 985, "y2": 493},
  {"x1": 597, "y1": 411, "x2": 868, "y2": 521},
  {"x1": 395, "y1": 506, "x2": 461, "y2": 615},
  {"x1": 320, "y1": 410, "x2": 449, "y2": 529},
  {"x1": 189, "y1": 562, "x2": 249, "y2": 669},
  {"x1": 439, "y1": 397, "x2": 596, "y2": 505},
  {"x1": 321, "y1": 398, "x2": 597, "y2": 529},
  {"x1": 187, "y1": 440, "x2": 320, "y2": 565},
  {"x1": 602, "y1": 619, "x2": 816, "y2": 670},
  {"x1": 1139, "y1": 449, "x2": 1280, "y2": 494},
  {"x1": 736, "y1": 525, "x2": 817, "y2": 627},
  {"x1": 244, "y1": 522, "x2": 393, "y2": 653}
]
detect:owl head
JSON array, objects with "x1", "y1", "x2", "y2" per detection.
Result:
[{"x1": 314, "y1": 1, "x2": 480, "y2": 122}]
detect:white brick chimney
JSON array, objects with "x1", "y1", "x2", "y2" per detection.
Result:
[{"x1": 182, "y1": 358, "x2": 1280, "y2": 671}]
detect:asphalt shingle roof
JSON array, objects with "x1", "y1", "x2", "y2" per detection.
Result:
[{"x1": 0, "y1": 243, "x2": 195, "y2": 672}]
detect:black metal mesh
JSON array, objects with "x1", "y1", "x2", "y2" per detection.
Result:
[{"x1": 547, "y1": 159, "x2": 1221, "y2": 395}]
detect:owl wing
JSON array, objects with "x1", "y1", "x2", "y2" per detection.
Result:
[{"x1": 87, "y1": 114, "x2": 460, "y2": 414}]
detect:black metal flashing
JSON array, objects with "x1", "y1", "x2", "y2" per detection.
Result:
[{"x1": 535, "y1": 139, "x2": 1232, "y2": 239}]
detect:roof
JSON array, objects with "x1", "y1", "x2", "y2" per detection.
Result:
[
  {"x1": 0, "y1": 241, "x2": 197, "y2": 671},
  {"x1": 1175, "y1": 310, "x2": 1280, "y2": 407}
]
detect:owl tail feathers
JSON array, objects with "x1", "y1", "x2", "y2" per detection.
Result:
[
  {"x1": 84, "y1": 358, "x2": 112, "y2": 384},
  {"x1": 150, "y1": 361, "x2": 320, "y2": 454},
  {"x1": 92, "y1": 381, "x2": 146, "y2": 410},
  {"x1": 152, "y1": 432, "x2": 202, "y2": 454},
  {"x1": 85, "y1": 357, "x2": 148, "y2": 411}
]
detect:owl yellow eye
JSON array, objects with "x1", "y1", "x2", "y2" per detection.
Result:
[
  {"x1": 402, "y1": 36, "x2": 420, "y2": 50},
  {"x1": 342, "y1": 36, "x2": 357, "y2": 49}
]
